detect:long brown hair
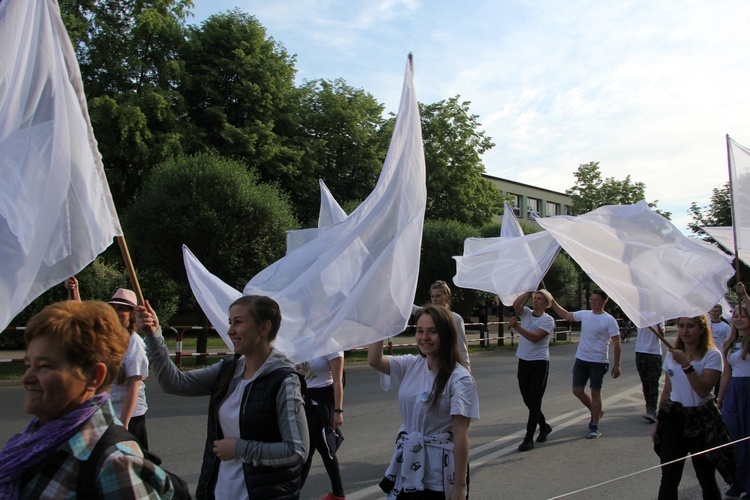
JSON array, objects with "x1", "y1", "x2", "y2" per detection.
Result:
[
  {"x1": 414, "y1": 304, "x2": 462, "y2": 412},
  {"x1": 724, "y1": 304, "x2": 750, "y2": 361},
  {"x1": 674, "y1": 315, "x2": 715, "y2": 358}
]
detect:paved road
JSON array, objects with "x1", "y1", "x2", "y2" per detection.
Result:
[{"x1": 0, "y1": 338, "x2": 723, "y2": 499}]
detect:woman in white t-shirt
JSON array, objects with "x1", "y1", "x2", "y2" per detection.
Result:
[
  {"x1": 297, "y1": 352, "x2": 346, "y2": 500},
  {"x1": 368, "y1": 305, "x2": 479, "y2": 500},
  {"x1": 717, "y1": 283, "x2": 750, "y2": 498},
  {"x1": 509, "y1": 290, "x2": 555, "y2": 452},
  {"x1": 108, "y1": 288, "x2": 150, "y2": 450},
  {"x1": 653, "y1": 315, "x2": 734, "y2": 499}
]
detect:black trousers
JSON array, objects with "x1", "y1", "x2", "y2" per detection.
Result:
[
  {"x1": 127, "y1": 414, "x2": 149, "y2": 450},
  {"x1": 635, "y1": 352, "x2": 662, "y2": 412},
  {"x1": 517, "y1": 359, "x2": 549, "y2": 439}
]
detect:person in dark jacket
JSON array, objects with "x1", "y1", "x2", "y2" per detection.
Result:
[{"x1": 136, "y1": 295, "x2": 308, "y2": 500}]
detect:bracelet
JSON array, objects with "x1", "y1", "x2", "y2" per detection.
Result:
[
  {"x1": 680, "y1": 362, "x2": 691, "y2": 369},
  {"x1": 682, "y1": 364, "x2": 695, "y2": 374},
  {"x1": 334, "y1": 409, "x2": 344, "y2": 413}
]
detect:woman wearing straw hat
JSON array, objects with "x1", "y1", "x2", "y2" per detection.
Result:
[{"x1": 108, "y1": 288, "x2": 150, "y2": 450}]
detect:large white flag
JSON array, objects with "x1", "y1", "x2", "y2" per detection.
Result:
[
  {"x1": 536, "y1": 201, "x2": 734, "y2": 328},
  {"x1": 699, "y1": 226, "x2": 750, "y2": 267},
  {"x1": 453, "y1": 232, "x2": 560, "y2": 305},
  {"x1": 500, "y1": 201, "x2": 523, "y2": 238},
  {"x1": 728, "y1": 136, "x2": 750, "y2": 256},
  {"x1": 186, "y1": 55, "x2": 426, "y2": 362},
  {"x1": 0, "y1": 0, "x2": 122, "y2": 331}
]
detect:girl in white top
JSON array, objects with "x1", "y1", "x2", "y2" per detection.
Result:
[
  {"x1": 413, "y1": 280, "x2": 470, "y2": 370},
  {"x1": 653, "y1": 315, "x2": 728, "y2": 499},
  {"x1": 717, "y1": 283, "x2": 750, "y2": 498},
  {"x1": 368, "y1": 305, "x2": 479, "y2": 500}
]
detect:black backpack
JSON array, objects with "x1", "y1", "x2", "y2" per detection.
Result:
[{"x1": 78, "y1": 422, "x2": 191, "y2": 499}]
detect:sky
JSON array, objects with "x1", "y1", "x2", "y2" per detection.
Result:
[{"x1": 189, "y1": 0, "x2": 750, "y2": 233}]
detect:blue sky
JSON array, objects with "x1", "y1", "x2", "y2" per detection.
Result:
[{"x1": 189, "y1": 0, "x2": 750, "y2": 232}]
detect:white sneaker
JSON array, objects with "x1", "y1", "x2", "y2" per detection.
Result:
[
  {"x1": 643, "y1": 410, "x2": 657, "y2": 423},
  {"x1": 586, "y1": 427, "x2": 602, "y2": 439}
]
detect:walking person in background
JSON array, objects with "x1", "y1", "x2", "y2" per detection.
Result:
[
  {"x1": 137, "y1": 295, "x2": 308, "y2": 499},
  {"x1": 368, "y1": 305, "x2": 478, "y2": 499},
  {"x1": 653, "y1": 315, "x2": 734, "y2": 500},
  {"x1": 64, "y1": 279, "x2": 151, "y2": 449},
  {"x1": 552, "y1": 289, "x2": 621, "y2": 439},
  {"x1": 510, "y1": 290, "x2": 555, "y2": 451},
  {"x1": 108, "y1": 288, "x2": 150, "y2": 449},
  {"x1": 413, "y1": 280, "x2": 470, "y2": 370},
  {"x1": 709, "y1": 303, "x2": 731, "y2": 397},
  {"x1": 635, "y1": 323, "x2": 665, "y2": 423},
  {"x1": 298, "y1": 352, "x2": 347, "y2": 500},
  {"x1": 717, "y1": 283, "x2": 750, "y2": 499}
]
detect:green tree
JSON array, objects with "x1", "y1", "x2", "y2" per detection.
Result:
[
  {"x1": 418, "y1": 96, "x2": 502, "y2": 226},
  {"x1": 124, "y1": 153, "x2": 299, "y2": 304},
  {"x1": 180, "y1": 10, "x2": 301, "y2": 191},
  {"x1": 567, "y1": 161, "x2": 670, "y2": 218},
  {"x1": 294, "y1": 78, "x2": 389, "y2": 224},
  {"x1": 60, "y1": 0, "x2": 192, "y2": 209},
  {"x1": 688, "y1": 182, "x2": 731, "y2": 236}
]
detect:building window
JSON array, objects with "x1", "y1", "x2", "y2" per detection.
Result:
[
  {"x1": 564, "y1": 205, "x2": 573, "y2": 215},
  {"x1": 546, "y1": 202, "x2": 559, "y2": 216},
  {"x1": 527, "y1": 197, "x2": 540, "y2": 218},
  {"x1": 511, "y1": 194, "x2": 522, "y2": 216}
]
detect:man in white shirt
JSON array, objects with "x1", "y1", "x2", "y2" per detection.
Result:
[{"x1": 552, "y1": 289, "x2": 621, "y2": 439}]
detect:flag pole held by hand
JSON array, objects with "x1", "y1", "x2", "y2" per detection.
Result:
[
  {"x1": 116, "y1": 235, "x2": 145, "y2": 306},
  {"x1": 648, "y1": 324, "x2": 673, "y2": 350}
]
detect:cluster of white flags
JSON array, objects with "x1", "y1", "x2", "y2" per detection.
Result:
[
  {"x1": 455, "y1": 200, "x2": 734, "y2": 329},
  {"x1": 454, "y1": 201, "x2": 560, "y2": 307},
  {"x1": 185, "y1": 55, "x2": 426, "y2": 363},
  {"x1": 0, "y1": 0, "x2": 122, "y2": 332},
  {"x1": 700, "y1": 137, "x2": 750, "y2": 267}
]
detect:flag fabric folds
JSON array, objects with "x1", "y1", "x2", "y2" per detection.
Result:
[
  {"x1": 728, "y1": 136, "x2": 750, "y2": 257},
  {"x1": 0, "y1": 0, "x2": 122, "y2": 331},
  {"x1": 699, "y1": 226, "x2": 750, "y2": 267},
  {"x1": 185, "y1": 55, "x2": 426, "y2": 362},
  {"x1": 536, "y1": 201, "x2": 734, "y2": 328},
  {"x1": 500, "y1": 201, "x2": 523, "y2": 238},
  {"x1": 453, "y1": 232, "x2": 560, "y2": 305}
]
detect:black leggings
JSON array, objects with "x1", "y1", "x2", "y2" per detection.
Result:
[
  {"x1": 300, "y1": 402, "x2": 344, "y2": 497},
  {"x1": 517, "y1": 359, "x2": 549, "y2": 439}
]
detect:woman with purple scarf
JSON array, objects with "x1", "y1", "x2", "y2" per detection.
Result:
[{"x1": 0, "y1": 300, "x2": 174, "y2": 499}]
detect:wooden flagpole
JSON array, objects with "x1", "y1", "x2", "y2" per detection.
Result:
[
  {"x1": 648, "y1": 324, "x2": 673, "y2": 350},
  {"x1": 116, "y1": 235, "x2": 145, "y2": 306}
]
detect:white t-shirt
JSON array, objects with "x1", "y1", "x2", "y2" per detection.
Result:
[
  {"x1": 573, "y1": 310, "x2": 620, "y2": 363},
  {"x1": 110, "y1": 332, "x2": 148, "y2": 418},
  {"x1": 727, "y1": 342, "x2": 750, "y2": 377},
  {"x1": 710, "y1": 320, "x2": 731, "y2": 350},
  {"x1": 635, "y1": 324, "x2": 664, "y2": 356},
  {"x1": 216, "y1": 378, "x2": 253, "y2": 500},
  {"x1": 381, "y1": 355, "x2": 479, "y2": 491},
  {"x1": 297, "y1": 351, "x2": 343, "y2": 389},
  {"x1": 663, "y1": 348, "x2": 723, "y2": 407},
  {"x1": 515, "y1": 307, "x2": 554, "y2": 361}
]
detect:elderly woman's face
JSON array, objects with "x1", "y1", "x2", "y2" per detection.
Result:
[{"x1": 22, "y1": 336, "x2": 91, "y2": 423}]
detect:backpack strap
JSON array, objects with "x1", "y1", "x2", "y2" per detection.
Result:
[{"x1": 77, "y1": 422, "x2": 137, "y2": 498}]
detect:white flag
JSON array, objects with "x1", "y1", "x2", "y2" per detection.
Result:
[
  {"x1": 186, "y1": 55, "x2": 426, "y2": 362},
  {"x1": 699, "y1": 226, "x2": 750, "y2": 267},
  {"x1": 453, "y1": 232, "x2": 560, "y2": 305},
  {"x1": 0, "y1": 0, "x2": 122, "y2": 331},
  {"x1": 285, "y1": 179, "x2": 347, "y2": 254},
  {"x1": 536, "y1": 201, "x2": 734, "y2": 328},
  {"x1": 500, "y1": 201, "x2": 523, "y2": 238},
  {"x1": 728, "y1": 136, "x2": 750, "y2": 254}
]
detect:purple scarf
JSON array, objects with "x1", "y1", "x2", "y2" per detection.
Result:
[{"x1": 0, "y1": 392, "x2": 109, "y2": 499}]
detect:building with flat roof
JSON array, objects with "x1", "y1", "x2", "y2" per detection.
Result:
[{"x1": 483, "y1": 174, "x2": 573, "y2": 227}]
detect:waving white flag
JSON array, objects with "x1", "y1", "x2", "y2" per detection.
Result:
[
  {"x1": 186, "y1": 55, "x2": 426, "y2": 362},
  {"x1": 0, "y1": 0, "x2": 122, "y2": 331},
  {"x1": 500, "y1": 201, "x2": 523, "y2": 238},
  {"x1": 536, "y1": 201, "x2": 734, "y2": 328}
]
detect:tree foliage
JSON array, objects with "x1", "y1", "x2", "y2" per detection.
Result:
[
  {"x1": 567, "y1": 161, "x2": 670, "y2": 218},
  {"x1": 124, "y1": 154, "x2": 299, "y2": 304},
  {"x1": 294, "y1": 78, "x2": 389, "y2": 224},
  {"x1": 180, "y1": 10, "x2": 301, "y2": 187},
  {"x1": 688, "y1": 182, "x2": 731, "y2": 236},
  {"x1": 60, "y1": 0, "x2": 192, "y2": 209},
  {"x1": 419, "y1": 96, "x2": 502, "y2": 226}
]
